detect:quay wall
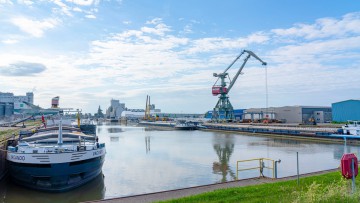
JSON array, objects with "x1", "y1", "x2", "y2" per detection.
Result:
[
  {"x1": 201, "y1": 123, "x2": 360, "y2": 144},
  {"x1": 0, "y1": 142, "x2": 7, "y2": 180}
]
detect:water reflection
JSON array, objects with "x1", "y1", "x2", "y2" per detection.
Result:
[
  {"x1": 249, "y1": 138, "x2": 303, "y2": 148},
  {"x1": 145, "y1": 136, "x2": 151, "y2": 154},
  {"x1": 212, "y1": 134, "x2": 236, "y2": 182},
  {"x1": 0, "y1": 173, "x2": 105, "y2": 203},
  {"x1": 110, "y1": 136, "x2": 119, "y2": 142},
  {"x1": 107, "y1": 128, "x2": 123, "y2": 133}
]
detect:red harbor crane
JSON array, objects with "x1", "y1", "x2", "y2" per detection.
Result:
[{"x1": 212, "y1": 50, "x2": 267, "y2": 121}]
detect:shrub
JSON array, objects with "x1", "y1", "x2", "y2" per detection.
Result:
[{"x1": 293, "y1": 177, "x2": 360, "y2": 202}]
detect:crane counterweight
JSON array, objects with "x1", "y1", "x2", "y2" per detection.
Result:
[{"x1": 211, "y1": 50, "x2": 267, "y2": 121}]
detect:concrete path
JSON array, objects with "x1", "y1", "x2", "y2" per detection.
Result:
[{"x1": 86, "y1": 168, "x2": 338, "y2": 203}]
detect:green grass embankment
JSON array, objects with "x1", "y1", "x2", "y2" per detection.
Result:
[{"x1": 161, "y1": 171, "x2": 360, "y2": 203}]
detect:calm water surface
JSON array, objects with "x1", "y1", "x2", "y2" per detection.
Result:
[{"x1": 0, "y1": 123, "x2": 357, "y2": 203}]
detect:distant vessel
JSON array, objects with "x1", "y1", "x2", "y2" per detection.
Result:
[
  {"x1": 325, "y1": 121, "x2": 360, "y2": 139},
  {"x1": 342, "y1": 121, "x2": 360, "y2": 136},
  {"x1": 138, "y1": 121, "x2": 175, "y2": 127},
  {"x1": 6, "y1": 114, "x2": 106, "y2": 192},
  {"x1": 174, "y1": 120, "x2": 197, "y2": 130}
]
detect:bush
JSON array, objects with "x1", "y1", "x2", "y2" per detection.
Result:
[{"x1": 293, "y1": 177, "x2": 360, "y2": 202}]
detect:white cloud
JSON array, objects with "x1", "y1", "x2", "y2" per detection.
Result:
[
  {"x1": 272, "y1": 12, "x2": 360, "y2": 39},
  {"x1": 186, "y1": 32, "x2": 269, "y2": 54},
  {"x1": 73, "y1": 7, "x2": 82, "y2": 12},
  {"x1": 17, "y1": 0, "x2": 33, "y2": 5},
  {"x1": 0, "y1": 0, "x2": 13, "y2": 4},
  {"x1": 11, "y1": 17, "x2": 59, "y2": 37},
  {"x1": 70, "y1": 0, "x2": 97, "y2": 6},
  {"x1": 51, "y1": 0, "x2": 101, "y2": 17},
  {"x1": 2, "y1": 39, "x2": 18, "y2": 44},
  {"x1": 269, "y1": 36, "x2": 360, "y2": 64},
  {"x1": 51, "y1": 0, "x2": 73, "y2": 16},
  {"x1": 146, "y1": 18, "x2": 163, "y2": 25},
  {"x1": 85, "y1": 14, "x2": 96, "y2": 19},
  {"x1": 123, "y1": 20, "x2": 131, "y2": 25},
  {"x1": 141, "y1": 23, "x2": 171, "y2": 36}
]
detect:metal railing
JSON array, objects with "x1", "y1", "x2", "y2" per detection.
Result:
[{"x1": 236, "y1": 158, "x2": 280, "y2": 179}]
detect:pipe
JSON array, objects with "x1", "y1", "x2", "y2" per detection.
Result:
[{"x1": 57, "y1": 117, "x2": 63, "y2": 145}]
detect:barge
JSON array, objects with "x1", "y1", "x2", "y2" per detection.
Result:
[{"x1": 6, "y1": 116, "x2": 106, "y2": 192}]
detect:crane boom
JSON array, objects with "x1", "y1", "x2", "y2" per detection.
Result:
[
  {"x1": 222, "y1": 52, "x2": 245, "y2": 74},
  {"x1": 227, "y1": 50, "x2": 267, "y2": 92},
  {"x1": 243, "y1": 50, "x2": 267, "y2": 66}
]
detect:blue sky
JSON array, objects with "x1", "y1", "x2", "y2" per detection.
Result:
[{"x1": 0, "y1": 0, "x2": 360, "y2": 114}]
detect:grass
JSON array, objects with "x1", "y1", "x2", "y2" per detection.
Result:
[
  {"x1": 160, "y1": 171, "x2": 360, "y2": 203},
  {"x1": 0, "y1": 119, "x2": 42, "y2": 140},
  {"x1": 0, "y1": 129, "x2": 18, "y2": 140}
]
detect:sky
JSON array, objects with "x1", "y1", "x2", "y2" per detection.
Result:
[{"x1": 0, "y1": 0, "x2": 360, "y2": 114}]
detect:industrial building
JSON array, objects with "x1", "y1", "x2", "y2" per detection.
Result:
[
  {"x1": 332, "y1": 99, "x2": 360, "y2": 122},
  {"x1": 0, "y1": 92, "x2": 33, "y2": 104},
  {"x1": 154, "y1": 113, "x2": 203, "y2": 119},
  {"x1": 121, "y1": 108, "x2": 162, "y2": 119},
  {"x1": 106, "y1": 99, "x2": 125, "y2": 119},
  {"x1": 205, "y1": 109, "x2": 245, "y2": 120},
  {"x1": 0, "y1": 103, "x2": 14, "y2": 118},
  {"x1": 0, "y1": 92, "x2": 34, "y2": 117},
  {"x1": 244, "y1": 106, "x2": 332, "y2": 124}
]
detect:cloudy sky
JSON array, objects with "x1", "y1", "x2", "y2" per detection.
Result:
[{"x1": 0, "y1": 0, "x2": 359, "y2": 114}]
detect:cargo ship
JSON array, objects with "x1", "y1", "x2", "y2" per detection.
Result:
[{"x1": 6, "y1": 116, "x2": 106, "y2": 192}]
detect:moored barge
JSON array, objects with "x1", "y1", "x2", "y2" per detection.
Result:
[{"x1": 6, "y1": 116, "x2": 106, "y2": 192}]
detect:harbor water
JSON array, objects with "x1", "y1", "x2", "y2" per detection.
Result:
[{"x1": 0, "y1": 122, "x2": 356, "y2": 203}]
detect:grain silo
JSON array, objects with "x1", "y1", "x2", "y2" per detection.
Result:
[
  {"x1": 0, "y1": 103, "x2": 5, "y2": 117},
  {"x1": 4, "y1": 103, "x2": 14, "y2": 117}
]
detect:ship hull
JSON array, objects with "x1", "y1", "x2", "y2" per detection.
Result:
[{"x1": 7, "y1": 155, "x2": 105, "y2": 192}]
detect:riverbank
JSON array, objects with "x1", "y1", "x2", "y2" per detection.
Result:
[
  {"x1": 161, "y1": 168, "x2": 359, "y2": 203},
  {"x1": 88, "y1": 168, "x2": 349, "y2": 203},
  {"x1": 0, "y1": 119, "x2": 42, "y2": 180},
  {"x1": 0, "y1": 119, "x2": 41, "y2": 140}
]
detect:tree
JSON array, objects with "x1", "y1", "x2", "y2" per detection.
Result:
[{"x1": 95, "y1": 105, "x2": 104, "y2": 118}]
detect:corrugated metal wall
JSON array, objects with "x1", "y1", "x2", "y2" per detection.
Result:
[{"x1": 332, "y1": 100, "x2": 360, "y2": 122}]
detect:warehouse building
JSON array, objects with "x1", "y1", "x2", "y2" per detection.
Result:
[
  {"x1": 244, "y1": 106, "x2": 332, "y2": 124},
  {"x1": 332, "y1": 99, "x2": 360, "y2": 122}
]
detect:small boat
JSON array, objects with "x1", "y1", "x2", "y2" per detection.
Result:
[
  {"x1": 325, "y1": 121, "x2": 360, "y2": 140},
  {"x1": 6, "y1": 114, "x2": 106, "y2": 192},
  {"x1": 174, "y1": 120, "x2": 197, "y2": 130},
  {"x1": 342, "y1": 121, "x2": 360, "y2": 136}
]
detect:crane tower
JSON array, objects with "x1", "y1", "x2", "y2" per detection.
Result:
[{"x1": 211, "y1": 50, "x2": 267, "y2": 121}]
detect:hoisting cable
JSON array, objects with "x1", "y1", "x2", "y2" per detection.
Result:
[{"x1": 265, "y1": 62, "x2": 268, "y2": 120}]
